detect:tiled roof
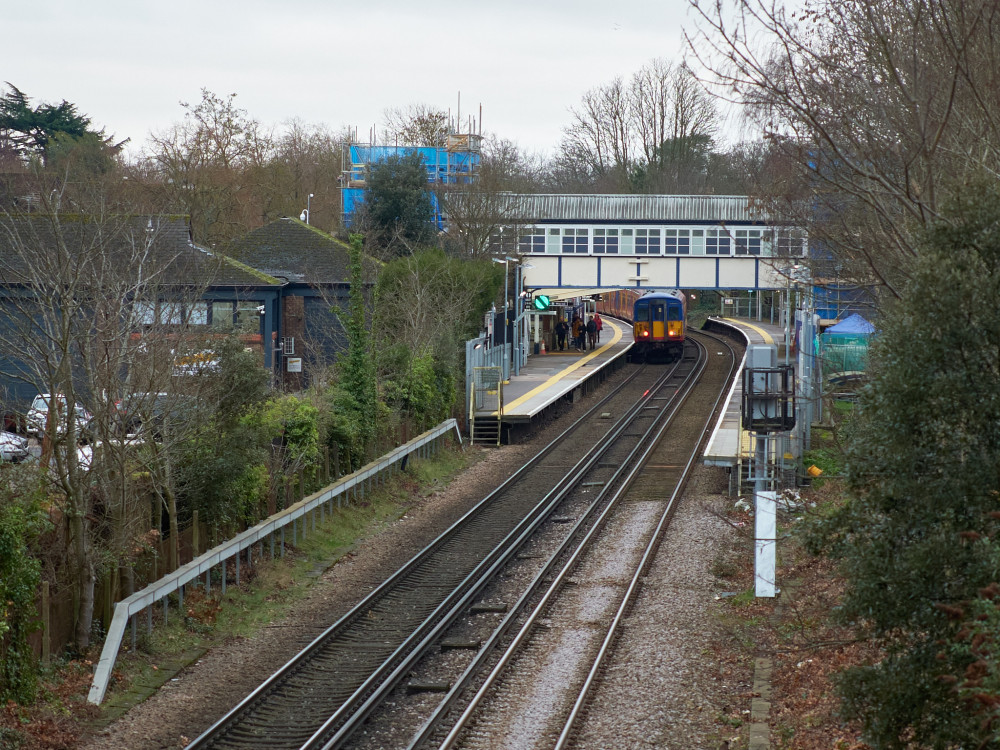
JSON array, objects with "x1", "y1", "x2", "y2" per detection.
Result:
[
  {"x1": 224, "y1": 218, "x2": 377, "y2": 284},
  {"x1": 0, "y1": 215, "x2": 280, "y2": 287}
]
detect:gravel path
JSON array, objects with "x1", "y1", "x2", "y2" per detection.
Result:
[
  {"x1": 574, "y1": 467, "x2": 747, "y2": 749},
  {"x1": 80, "y1": 374, "x2": 747, "y2": 750}
]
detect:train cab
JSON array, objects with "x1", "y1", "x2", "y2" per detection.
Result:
[{"x1": 633, "y1": 291, "x2": 686, "y2": 358}]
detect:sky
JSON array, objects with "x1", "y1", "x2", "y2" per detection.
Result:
[{"x1": 5, "y1": 0, "x2": 707, "y2": 160}]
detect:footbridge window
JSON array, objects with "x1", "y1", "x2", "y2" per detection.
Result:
[
  {"x1": 561, "y1": 228, "x2": 589, "y2": 253},
  {"x1": 593, "y1": 228, "x2": 619, "y2": 253},
  {"x1": 735, "y1": 229, "x2": 762, "y2": 255},
  {"x1": 664, "y1": 229, "x2": 691, "y2": 254},
  {"x1": 635, "y1": 228, "x2": 661, "y2": 254},
  {"x1": 706, "y1": 229, "x2": 732, "y2": 255}
]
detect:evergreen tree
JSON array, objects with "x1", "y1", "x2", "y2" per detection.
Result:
[
  {"x1": 334, "y1": 234, "x2": 378, "y2": 461},
  {"x1": 813, "y1": 183, "x2": 1000, "y2": 747},
  {"x1": 361, "y1": 151, "x2": 435, "y2": 257},
  {"x1": 0, "y1": 83, "x2": 102, "y2": 162}
]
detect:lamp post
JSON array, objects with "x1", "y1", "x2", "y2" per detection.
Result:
[
  {"x1": 492, "y1": 256, "x2": 517, "y2": 381},
  {"x1": 299, "y1": 193, "x2": 315, "y2": 225}
]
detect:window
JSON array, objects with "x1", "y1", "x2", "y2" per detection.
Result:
[
  {"x1": 160, "y1": 303, "x2": 183, "y2": 325},
  {"x1": 664, "y1": 229, "x2": 690, "y2": 254},
  {"x1": 211, "y1": 302, "x2": 234, "y2": 330},
  {"x1": 235, "y1": 303, "x2": 262, "y2": 335},
  {"x1": 652, "y1": 302, "x2": 665, "y2": 322},
  {"x1": 546, "y1": 228, "x2": 561, "y2": 254},
  {"x1": 619, "y1": 228, "x2": 634, "y2": 255},
  {"x1": 706, "y1": 229, "x2": 731, "y2": 255},
  {"x1": 518, "y1": 232, "x2": 545, "y2": 254},
  {"x1": 735, "y1": 230, "x2": 762, "y2": 256},
  {"x1": 561, "y1": 228, "x2": 589, "y2": 253},
  {"x1": 634, "y1": 300, "x2": 650, "y2": 322},
  {"x1": 635, "y1": 228, "x2": 661, "y2": 254},
  {"x1": 187, "y1": 302, "x2": 209, "y2": 325},
  {"x1": 593, "y1": 228, "x2": 619, "y2": 254},
  {"x1": 135, "y1": 301, "x2": 156, "y2": 326},
  {"x1": 773, "y1": 228, "x2": 806, "y2": 257},
  {"x1": 667, "y1": 303, "x2": 683, "y2": 321}
]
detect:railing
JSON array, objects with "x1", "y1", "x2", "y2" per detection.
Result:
[
  {"x1": 465, "y1": 335, "x2": 508, "y2": 428},
  {"x1": 88, "y1": 419, "x2": 464, "y2": 705}
]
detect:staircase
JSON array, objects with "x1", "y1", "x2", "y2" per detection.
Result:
[{"x1": 471, "y1": 416, "x2": 501, "y2": 446}]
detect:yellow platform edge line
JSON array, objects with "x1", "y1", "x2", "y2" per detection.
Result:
[
  {"x1": 499, "y1": 319, "x2": 626, "y2": 414},
  {"x1": 719, "y1": 317, "x2": 775, "y2": 346}
]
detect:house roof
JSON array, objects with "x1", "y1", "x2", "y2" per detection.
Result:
[
  {"x1": 224, "y1": 217, "x2": 378, "y2": 284},
  {"x1": 0, "y1": 214, "x2": 280, "y2": 288}
]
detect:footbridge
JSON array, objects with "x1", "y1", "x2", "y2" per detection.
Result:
[{"x1": 503, "y1": 194, "x2": 805, "y2": 293}]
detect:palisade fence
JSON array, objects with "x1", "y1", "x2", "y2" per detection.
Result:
[{"x1": 87, "y1": 418, "x2": 463, "y2": 705}]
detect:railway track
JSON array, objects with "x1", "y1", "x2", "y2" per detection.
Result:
[
  {"x1": 189, "y1": 329, "x2": 736, "y2": 750},
  {"x1": 397, "y1": 329, "x2": 737, "y2": 750}
]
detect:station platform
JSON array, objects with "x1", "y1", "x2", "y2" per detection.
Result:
[
  {"x1": 475, "y1": 317, "x2": 632, "y2": 443},
  {"x1": 701, "y1": 317, "x2": 788, "y2": 494}
]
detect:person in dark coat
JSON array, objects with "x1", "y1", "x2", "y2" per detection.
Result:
[
  {"x1": 555, "y1": 318, "x2": 569, "y2": 351},
  {"x1": 571, "y1": 315, "x2": 584, "y2": 351},
  {"x1": 586, "y1": 316, "x2": 598, "y2": 350}
]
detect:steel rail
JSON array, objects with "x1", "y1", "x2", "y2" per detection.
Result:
[
  {"x1": 553, "y1": 330, "x2": 739, "y2": 749},
  {"x1": 304, "y1": 360, "x2": 690, "y2": 750},
  {"x1": 188, "y1": 361, "x2": 667, "y2": 749},
  {"x1": 426, "y1": 337, "x2": 710, "y2": 750}
]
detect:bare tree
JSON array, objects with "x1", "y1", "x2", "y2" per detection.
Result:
[
  {"x1": 687, "y1": 0, "x2": 1000, "y2": 296},
  {"x1": 0, "y1": 169, "x2": 218, "y2": 649},
  {"x1": 555, "y1": 60, "x2": 719, "y2": 193},
  {"x1": 145, "y1": 89, "x2": 275, "y2": 247},
  {"x1": 381, "y1": 104, "x2": 450, "y2": 146}
]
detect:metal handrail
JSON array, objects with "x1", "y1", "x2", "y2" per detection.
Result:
[{"x1": 87, "y1": 419, "x2": 463, "y2": 705}]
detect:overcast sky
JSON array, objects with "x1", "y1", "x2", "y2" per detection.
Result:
[{"x1": 7, "y1": 0, "x2": 709, "y2": 159}]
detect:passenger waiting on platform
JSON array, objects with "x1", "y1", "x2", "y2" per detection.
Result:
[
  {"x1": 594, "y1": 312, "x2": 603, "y2": 342},
  {"x1": 572, "y1": 315, "x2": 584, "y2": 351},
  {"x1": 586, "y1": 316, "x2": 598, "y2": 350},
  {"x1": 555, "y1": 318, "x2": 569, "y2": 351}
]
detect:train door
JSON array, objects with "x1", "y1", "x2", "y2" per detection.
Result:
[{"x1": 651, "y1": 300, "x2": 666, "y2": 339}]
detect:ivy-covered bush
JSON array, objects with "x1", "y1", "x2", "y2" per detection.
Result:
[{"x1": 0, "y1": 470, "x2": 45, "y2": 703}]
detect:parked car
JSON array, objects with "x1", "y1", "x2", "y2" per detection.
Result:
[
  {"x1": 25, "y1": 394, "x2": 93, "y2": 441},
  {"x1": 0, "y1": 430, "x2": 29, "y2": 463}
]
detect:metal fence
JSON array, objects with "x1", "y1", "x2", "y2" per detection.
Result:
[
  {"x1": 465, "y1": 336, "x2": 508, "y2": 422},
  {"x1": 88, "y1": 419, "x2": 463, "y2": 705}
]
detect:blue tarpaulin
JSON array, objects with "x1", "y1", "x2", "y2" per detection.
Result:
[
  {"x1": 824, "y1": 313, "x2": 875, "y2": 336},
  {"x1": 821, "y1": 313, "x2": 874, "y2": 377}
]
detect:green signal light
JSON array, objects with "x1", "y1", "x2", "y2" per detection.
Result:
[{"x1": 532, "y1": 294, "x2": 551, "y2": 311}]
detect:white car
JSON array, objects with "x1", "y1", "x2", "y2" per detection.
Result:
[
  {"x1": 0, "y1": 430, "x2": 28, "y2": 462},
  {"x1": 26, "y1": 394, "x2": 93, "y2": 440}
]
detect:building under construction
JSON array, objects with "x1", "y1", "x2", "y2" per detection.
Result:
[{"x1": 341, "y1": 133, "x2": 482, "y2": 228}]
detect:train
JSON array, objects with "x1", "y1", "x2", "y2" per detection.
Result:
[
  {"x1": 631, "y1": 290, "x2": 687, "y2": 359},
  {"x1": 593, "y1": 288, "x2": 688, "y2": 359}
]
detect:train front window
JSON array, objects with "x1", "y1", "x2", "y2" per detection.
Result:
[
  {"x1": 653, "y1": 303, "x2": 665, "y2": 322},
  {"x1": 668, "y1": 305, "x2": 682, "y2": 321},
  {"x1": 634, "y1": 301, "x2": 650, "y2": 322}
]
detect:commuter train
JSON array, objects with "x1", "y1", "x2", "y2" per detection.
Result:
[{"x1": 632, "y1": 290, "x2": 687, "y2": 359}]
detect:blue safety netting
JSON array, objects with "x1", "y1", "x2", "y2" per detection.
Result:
[{"x1": 820, "y1": 313, "x2": 875, "y2": 379}]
